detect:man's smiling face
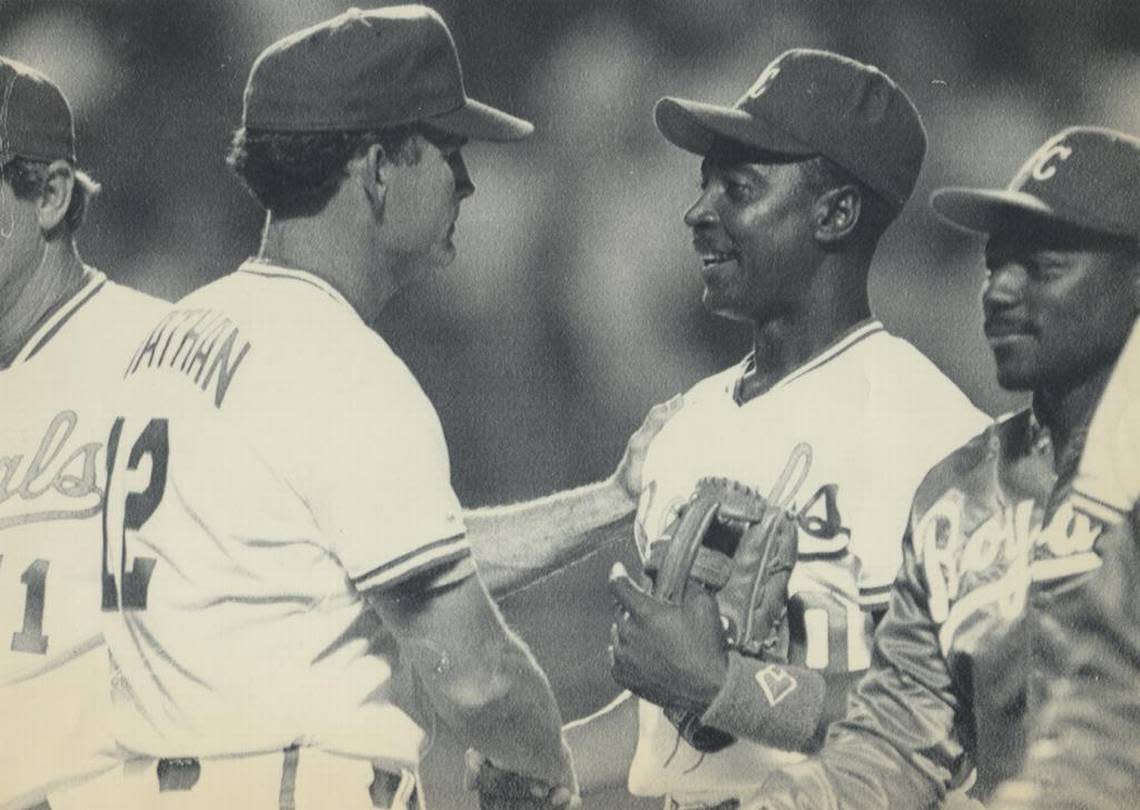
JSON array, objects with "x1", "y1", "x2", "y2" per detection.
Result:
[{"x1": 683, "y1": 140, "x2": 820, "y2": 323}]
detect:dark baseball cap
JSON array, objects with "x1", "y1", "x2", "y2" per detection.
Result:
[
  {"x1": 0, "y1": 57, "x2": 75, "y2": 163},
  {"x1": 931, "y1": 127, "x2": 1140, "y2": 241},
  {"x1": 654, "y1": 49, "x2": 926, "y2": 208},
  {"x1": 242, "y1": 5, "x2": 532, "y2": 142}
]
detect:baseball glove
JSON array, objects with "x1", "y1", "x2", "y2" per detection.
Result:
[{"x1": 644, "y1": 454, "x2": 804, "y2": 752}]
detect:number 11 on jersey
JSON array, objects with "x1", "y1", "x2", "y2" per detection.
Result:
[{"x1": 101, "y1": 417, "x2": 167, "y2": 611}]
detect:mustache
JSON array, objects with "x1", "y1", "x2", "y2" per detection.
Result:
[{"x1": 983, "y1": 317, "x2": 1036, "y2": 337}]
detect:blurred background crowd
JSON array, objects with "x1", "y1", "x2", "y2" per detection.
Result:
[{"x1": 3, "y1": 1, "x2": 1138, "y2": 807}]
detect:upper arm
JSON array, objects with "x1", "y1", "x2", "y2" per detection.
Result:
[{"x1": 300, "y1": 354, "x2": 470, "y2": 592}]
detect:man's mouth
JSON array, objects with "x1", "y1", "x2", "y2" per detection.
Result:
[
  {"x1": 698, "y1": 249, "x2": 738, "y2": 268},
  {"x1": 984, "y1": 320, "x2": 1034, "y2": 339}
]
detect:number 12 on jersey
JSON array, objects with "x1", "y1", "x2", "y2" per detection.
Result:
[{"x1": 101, "y1": 417, "x2": 167, "y2": 611}]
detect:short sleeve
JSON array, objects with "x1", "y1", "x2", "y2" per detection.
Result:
[{"x1": 300, "y1": 344, "x2": 470, "y2": 592}]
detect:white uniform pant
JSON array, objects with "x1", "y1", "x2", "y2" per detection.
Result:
[
  {"x1": 0, "y1": 649, "x2": 116, "y2": 810},
  {"x1": 48, "y1": 748, "x2": 418, "y2": 810}
]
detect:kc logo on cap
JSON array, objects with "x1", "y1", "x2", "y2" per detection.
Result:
[
  {"x1": 931, "y1": 126, "x2": 1140, "y2": 242},
  {"x1": 1029, "y1": 143, "x2": 1073, "y2": 182},
  {"x1": 654, "y1": 49, "x2": 927, "y2": 209},
  {"x1": 741, "y1": 64, "x2": 782, "y2": 103}
]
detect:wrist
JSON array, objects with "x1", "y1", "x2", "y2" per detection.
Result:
[
  {"x1": 698, "y1": 655, "x2": 826, "y2": 751},
  {"x1": 602, "y1": 472, "x2": 638, "y2": 512},
  {"x1": 687, "y1": 650, "x2": 730, "y2": 714}
]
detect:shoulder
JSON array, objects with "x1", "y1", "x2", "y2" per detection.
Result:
[
  {"x1": 860, "y1": 330, "x2": 990, "y2": 428},
  {"x1": 74, "y1": 275, "x2": 169, "y2": 359},
  {"x1": 911, "y1": 410, "x2": 1028, "y2": 516},
  {"x1": 179, "y1": 269, "x2": 406, "y2": 389},
  {"x1": 98, "y1": 278, "x2": 167, "y2": 317},
  {"x1": 858, "y1": 331, "x2": 960, "y2": 395}
]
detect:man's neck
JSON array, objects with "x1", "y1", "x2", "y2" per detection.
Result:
[
  {"x1": 748, "y1": 258, "x2": 872, "y2": 392},
  {"x1": 1034, "y1": 363, "x2": 1116, "y2": 473},
  {"x1": 0, "y1": 242, "x2": 85, "y2": 368},
  {"x1": 257, "y1": 213, "x2": 397, "y2": 323}
]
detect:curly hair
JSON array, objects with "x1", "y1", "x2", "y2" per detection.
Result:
[
  {"x1": 226, "y1": 125, "x2": 421, "y2": 219},
  {"x1": 1, "y1": 157, "x2": 101, "y2": 234}
]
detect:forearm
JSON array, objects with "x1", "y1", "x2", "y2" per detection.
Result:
[
  {"x1": 438, "y1": 631, "x2": 571, "y2": 787},
  {"x1": 746, "y1": 724, "x2": 942, "y2": 810},
  {"x1": 466, "y1": 479, "x2": 636, "y2": 597}
]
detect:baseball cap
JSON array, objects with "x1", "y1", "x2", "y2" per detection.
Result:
[
  {"x1": 0, "y1": 57, "x2": 75, "y2": 163},
  {"x1": 931, "y1": 127, "x2": 1140, "y2": 241},
  {"x1": 654, "y1": 49, "x2": 926, "y2": 208},
  {"x1": 242, "y1": 5, "x2": 532, "y2": 141}
]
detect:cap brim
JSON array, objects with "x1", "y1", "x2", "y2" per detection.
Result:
[
  {"x1": 653, "y1": 97, "x2": 814, "y2": 157},
  {"x1": 930, "y1": 187, "x2": 1056, "y2": 234},
  {"x1": 430, "y1": 98, "x2": 533, "y2": 142}
]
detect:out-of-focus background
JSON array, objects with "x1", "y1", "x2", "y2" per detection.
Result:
[{"x1": 4, "y1": 1, "x2": 1138, "y2": 807}]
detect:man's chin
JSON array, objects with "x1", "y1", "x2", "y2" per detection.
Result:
[
  {"x1": 700, "y1": 290, "x2": 747, "y2": 322},
  {"x1": 994, "y1": 365, "x2": 1037, "y2": 392},
  {"x1": 411, "y1": 246, "x2": 457, "y2": 277}
]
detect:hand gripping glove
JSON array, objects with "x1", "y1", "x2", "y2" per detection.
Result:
[{"x1": 644, "y1": 446, "x2": 807, "y2": 753}]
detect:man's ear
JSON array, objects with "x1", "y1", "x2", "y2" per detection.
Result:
[
  {"x1": 36, "y1": 160, "x2": 75, "y2": 233},
  {"x1": 814, "y1": 185, "x2": 862, "y2": 246},
  {"x1": 359, "y1": 142, "x2": 389, "y2": 216}
]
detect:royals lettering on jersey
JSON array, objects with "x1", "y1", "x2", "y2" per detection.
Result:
[
  {"x1": 1, "y1": 271, "x2": 163, "y2": 682},
  {"x1": 921, "y1": 489, "x2": 1106, "y2": 658},
  {"x1": 900, "y1": 409, "x2": 1106, "y2": 795},
  {"x1": 1, "y1": 410, "x2": 102, "y2": 530},
  {"x1": 1, "y1": 269, "x2": 165, "y2": 807},
  {"x1": 627, "y1": 320, "x2": 989, "y2": 803}
]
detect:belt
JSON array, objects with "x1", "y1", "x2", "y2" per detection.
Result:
[{"x1": 155, "y1": 749, "x2": 417, "y2": 809}]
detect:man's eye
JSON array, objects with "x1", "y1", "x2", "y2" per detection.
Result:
[
  {"x1": 1035, "y1": 257, "x2": 1069, "y2": 276},
  {"x1": 725, "y1": 181, "x2": 751, "y2": 199}
]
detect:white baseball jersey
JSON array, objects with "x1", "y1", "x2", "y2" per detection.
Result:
[
  {"x1": 627, "y1": 320, "x2": 990, "y2": 804},
  {"x1": 0, "y1": 269, "x2": 165, "y2": 806},
  {"x1": 101, "y1": 260, "x2": 470, "y2": 769}
]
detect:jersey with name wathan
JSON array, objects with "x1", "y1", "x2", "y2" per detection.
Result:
[{"x1": 100, "y1": 261, "x2": 470, "y2": 763}]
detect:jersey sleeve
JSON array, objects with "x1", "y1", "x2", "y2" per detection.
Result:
[
  {"x1": 301, "y1": 350, "x2": 470, "y2": 593},
  {"x1": 753, "y1": 511, "x2": 972, "y2": 809}
]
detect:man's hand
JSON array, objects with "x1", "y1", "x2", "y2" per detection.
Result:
[
  {"x1": 607, "y1": 561, "x2": 728, "y2": 714},
  {"x1": 610, "y1": 396, "x2": 684, "y2": 501},
  {"x1": 464, "y1": 749, "x2": 579, "y2": 809}
]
